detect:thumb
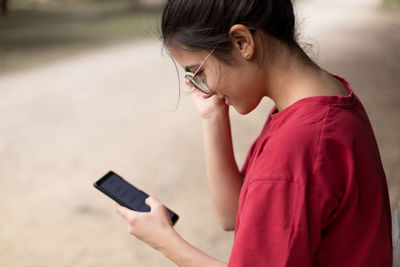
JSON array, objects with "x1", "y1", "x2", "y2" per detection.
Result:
[{"x1": 145, "y1": 195, "x2": 162, "y2": 209}]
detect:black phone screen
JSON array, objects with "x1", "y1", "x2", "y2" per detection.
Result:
[
  {"x1": 96, "y1": 171, "x2": 150, "y2": 212},
  {"x1": 94, "y1": 171, "x2": 179, "y2": 225}
]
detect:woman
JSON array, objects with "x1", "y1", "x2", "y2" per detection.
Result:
[{"x1": 116, "y1": 0, "x2": 393, "y2": 266}]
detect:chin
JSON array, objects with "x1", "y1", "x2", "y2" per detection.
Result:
[
  {"x1": 232, "y1": 97, "x2": 262, "y2": 115},
  {"x1": 233, "y1": 104, "x2": 255, "y2": 115}
]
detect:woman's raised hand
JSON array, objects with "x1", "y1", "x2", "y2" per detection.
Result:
[{"x1": 187, "y1": 82, "x2": 228, "y2": 120}]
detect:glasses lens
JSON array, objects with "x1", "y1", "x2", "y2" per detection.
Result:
[{"x1": 185, "y1": 73, "x2": 210, "y2": 94}]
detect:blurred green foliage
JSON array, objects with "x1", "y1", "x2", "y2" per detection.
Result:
[
  {"x1": 0, "y1": 0, "x2": 163, "y2": 73},
  {"x1": 383, "y1": 0, "x2": 400, "y2": 8}
]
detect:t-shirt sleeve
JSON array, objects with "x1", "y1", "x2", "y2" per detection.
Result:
[{"x1": 228, "y1": 179, "x2": 323, "y2": 267}]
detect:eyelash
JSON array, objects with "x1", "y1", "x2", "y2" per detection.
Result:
[{"x1": 195, "y1": 69, "x2": 204, "y2": 77}]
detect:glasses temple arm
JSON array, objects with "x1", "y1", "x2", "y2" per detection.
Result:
[{"x1": 192, "y1": 46, "x2": 217, "y2": 77}]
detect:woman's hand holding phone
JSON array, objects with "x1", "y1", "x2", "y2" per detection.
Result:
[{"x1": 116, "y1": 196, "x2": 177, "y2": 252}]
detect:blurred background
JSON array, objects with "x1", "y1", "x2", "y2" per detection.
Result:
[{"x1": 0, "y1": 0, "x2": 399, "y2": 266}]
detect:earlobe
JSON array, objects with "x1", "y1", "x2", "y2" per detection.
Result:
[{"x1": 229, "y1": 24, "x2": 255, "y2": 60}]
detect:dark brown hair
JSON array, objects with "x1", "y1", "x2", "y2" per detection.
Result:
[{"x1": 161, "y1": 0, "x2": 298, "y2": 59}]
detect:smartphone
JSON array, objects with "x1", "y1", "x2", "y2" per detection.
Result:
[{"x1": 93, "y1": 171, "x2": 179, "y2": 225}]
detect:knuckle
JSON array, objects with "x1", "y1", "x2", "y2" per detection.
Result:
[
  {"x1": 127, "y1": 214, "x2": 137, "y2": 224},
  {"x1": 154, "y1": 204, "x2": 162, "y2": 210},
  {"x1": 155, "y1": 204, "x2": 165, "y2": 213},
  {"x1": 153, "y1": 201, "x2": 163, "y2": 208}
]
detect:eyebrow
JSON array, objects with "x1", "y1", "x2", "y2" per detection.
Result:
[{"x1": 184, "y1": 64, "x2": 198, "y2": 73}]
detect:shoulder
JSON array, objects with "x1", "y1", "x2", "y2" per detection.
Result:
[
  {"x1": 248, "y1": 103, "x2": 327, "y2": 182},
  {"x1": 249, "y1": 99, "x2": 366, "y2": 183}
]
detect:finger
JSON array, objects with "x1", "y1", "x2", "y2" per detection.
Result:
[
  {"x1": 116, "y1": 205, "x2": 139, "y2": 221},
  {"x1": 184, "y1": 79, "x2": 194, "y2": 89},
  {"x1": 145, "y1": 195, "x2": 162, "y2": 209},
  {"x1": 190, "y1": 88, "x2": 207, "y2": 99},
  {"x1": 189, "y1": 87, "x2": 197, "y2": 94},
  {"x1": 187, "y1": 84, "x2": 197, "y2": 94}
]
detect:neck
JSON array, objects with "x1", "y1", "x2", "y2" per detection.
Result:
[{"x1": 262, "y1": 45, "x2": 347, "y2": 111}]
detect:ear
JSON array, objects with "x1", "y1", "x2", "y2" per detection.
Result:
[{"x1": 229, "y1": 24, "x2": 255, "y2": 60}]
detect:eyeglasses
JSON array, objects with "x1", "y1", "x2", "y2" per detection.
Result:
[{"x1": 184, "y1": 46, "x2": 217, "y2": 94}]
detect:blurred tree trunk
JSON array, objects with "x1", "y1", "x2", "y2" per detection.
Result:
[{"x1": 1, "y1": 0, "x2": 8, "y2": 15}]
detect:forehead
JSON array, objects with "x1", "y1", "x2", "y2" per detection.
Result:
[{"x1": 167, "y1": 47, "x2": 212, "y2": 71}]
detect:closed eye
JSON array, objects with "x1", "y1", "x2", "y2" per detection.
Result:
[
  {"x1": 194, "y1": 69, "x2": 204, "y2": 77},
  {"x1": 184, "y1": 65, "x2": 198, "y2": 73}
]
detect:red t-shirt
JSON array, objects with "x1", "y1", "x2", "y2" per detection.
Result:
[{"x1": 228, "y1": 76, "x2": 392, "y2": 267}]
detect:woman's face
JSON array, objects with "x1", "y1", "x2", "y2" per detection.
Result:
[{"x1": 168, "y1": 46, "x2": 265, "y2": 114}]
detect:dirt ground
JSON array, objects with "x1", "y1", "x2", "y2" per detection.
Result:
[{"x1": 0, "y1": 0, "x2": 399, "y2": 266}]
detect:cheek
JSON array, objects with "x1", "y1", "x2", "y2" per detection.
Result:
[
  {"x1": 223, "y1": 69, "x2": 264, "y2": 113},
  {"x1": 208, "y1": 67, "x2": 237, "y2": 94},
  {"x1": 224, "y1": 71, "x2": 254, "y2": 97},
  {"x1": 207, "y1": 64, "x2": 260, "y2": 102},
  {"x1": 205, "y1": 68, "x2": 225, "y2": 94}
]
